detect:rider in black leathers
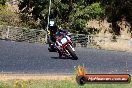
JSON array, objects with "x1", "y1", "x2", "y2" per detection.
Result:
[
  {"x1": 48, "y1": 20, "x2": 69, "y2": 57},
  {"x1": 48, "y1": 20, "x2": 58, "y2": 52},
  {"x1": 48, "y1": 21, "x2": 64, "y2": 58}
]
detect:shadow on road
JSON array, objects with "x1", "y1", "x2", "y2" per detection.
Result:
[{"x1": 51, "y1": 56, "x2": 73, "y2": 60}]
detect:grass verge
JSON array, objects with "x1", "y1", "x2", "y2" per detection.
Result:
[{"x1": 0, "y1": 80, "x2": 131, "y2": 88}]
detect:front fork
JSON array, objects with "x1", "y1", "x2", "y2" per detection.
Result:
[
  {"x1": 57, "y1": 42, "x2": 75, "y2": 58},
  {"x1": 63, "y1": 43, "x2": 75, "y2": 57}
]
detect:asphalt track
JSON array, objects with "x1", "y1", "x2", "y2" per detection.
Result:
[{"x1": 0, "y1": 40, "x2": 132, "y2": 75}]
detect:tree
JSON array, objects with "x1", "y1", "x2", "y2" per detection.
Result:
[
  {"x1": 18, "y1": 0, "x2": 104, "y2": 33},
  {"x1": 0, "y1": 0, "x2": 21, "y2": 26},
  {"x1": 100, "y1": 0, "x2": 132, "y2": 35},
  {"x1": 0, "y1": 0, "x2": 6, "y2": 5}
]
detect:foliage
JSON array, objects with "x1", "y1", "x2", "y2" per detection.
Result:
[
  {"x1": 18, "y1": 0, "x2": 48, "y2": 29},
  {"x1": 0, "y1": 0, "x2": 6, "y2": 5},
  {"x1": 1, "y1": 0, "x2": 131, "y2": 35},
  {"x1": 18, "y1": 0, "x2": 104, "y2": 33},
  {"x1": 100, "y1": 0, "x2": 132, "y2": 35},
  {"x1": 0, "y1": 82, "x2": 10, "y2": 88},
  {"x1": 69, "y1": 2, "x2": 104, "y2": 33},
  {"x1": 0, "y1": 3, "x2": 20, "y2": 26},
  {"x1": 0, "y1": 80, "x2": 132, "y2": 88}
]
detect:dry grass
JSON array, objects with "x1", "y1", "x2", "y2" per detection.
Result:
[
  {"x1": 0, "y1": 74, "x2": 72, "y2": 81},
  {"x1": 93, "y1": 37, "x2": 132, "y2": 52},
  {"x1": 86, "y1": 19, "x2": 132, "y2": 52},
  {"x1": 100, "y1": 41, "x2": 132, "y2": 52}
]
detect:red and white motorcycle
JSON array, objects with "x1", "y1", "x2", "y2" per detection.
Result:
[{"x1": 55, "y1": 32, "x2": 78, "y2": 60}]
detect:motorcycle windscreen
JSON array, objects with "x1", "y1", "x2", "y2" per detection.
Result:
[
  {"x1": 61, "y1": 38, "x2": 67, "y2": 44},
  {"x1": 57, "y1": 36, "x2": 68, "y2": 46}
]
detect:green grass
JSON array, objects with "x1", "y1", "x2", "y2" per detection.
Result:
[{"x1": 0, "y1": 80, "x2": 131, "y2": 88}]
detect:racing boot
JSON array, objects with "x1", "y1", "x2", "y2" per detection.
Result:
[
  {"x1": 48, "y1": 44, "x2": 56, "y2": 52},
  {"x1": 58, "y1": 50, "x2": 62, "y2": 58},
  {"x1": 55, "y1": 47, "x2": 62, "y2": 58}
]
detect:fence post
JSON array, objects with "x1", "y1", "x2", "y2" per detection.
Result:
[
  {"x1": 87, "y1": 35, "x2": 89, "y2": 45},
  {"x1": 6, "y1": 26, "x2": 10, "y2": 39}
]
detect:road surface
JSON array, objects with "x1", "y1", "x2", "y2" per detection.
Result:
[{"x1": 0, "y1": 40, "x2": 132, "y2": 74}]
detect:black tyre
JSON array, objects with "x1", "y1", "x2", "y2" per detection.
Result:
[
  {"x1": 66, "y1": 45, "x2": 78, "y2": 60},
  {"x1": 76, "y1": 76, "x2": 86, "y2": 85}
]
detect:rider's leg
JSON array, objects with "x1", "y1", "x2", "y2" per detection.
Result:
[
  {"x1": 54, "y1": 45, "x2": 62, "y2": 58},
  {"x1": 48, "y1": 36, "x2": 56, "y2": 52}
]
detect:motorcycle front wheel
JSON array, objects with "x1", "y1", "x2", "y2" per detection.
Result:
[{"x1": 66, "y1": 45, "x2": 78, "y2": 60}]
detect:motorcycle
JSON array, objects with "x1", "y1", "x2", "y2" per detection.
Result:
[{"x1": 55, "y1": 32, "x2": 78, "y2": 60}]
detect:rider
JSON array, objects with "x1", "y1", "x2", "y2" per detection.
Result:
[
  {"x1": 48, "y1": 20, "x2": 58, "y2": 52},
  {"x1": 48, "y1": 20, "x2": 69, "y2": 58},
  {"x1": 48, "y1": 20, "x2": 68, "y2": 51}
]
